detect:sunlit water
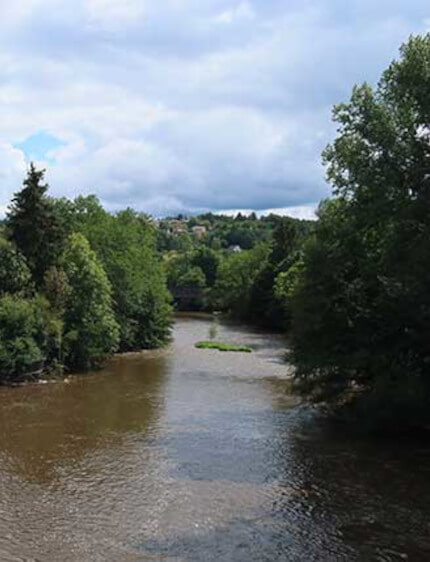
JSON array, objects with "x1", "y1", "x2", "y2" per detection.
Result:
[{"x1": 0, "y1": 314, "x2": 429, "y2": 561}]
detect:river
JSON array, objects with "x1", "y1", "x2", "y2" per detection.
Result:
[{"x1": 0, "y1": 314, "x2": 429, "y2": 561}]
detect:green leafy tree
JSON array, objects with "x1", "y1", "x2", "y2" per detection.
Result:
[
  {"x1": 0, "y1": 239, "x2": 33, "y2": 296},
  {"x1": 170, "y1": 232, "x2": 194, "y2": 253},
  {"x1": 247, "y1": 219, "x2": 309, "y2": 329},
  {"x1": 190, "y1": 246, "x2": 220, "y2": 287},
  {"x1": 7, "y1": 164, "x2": 64, "y2": 284},
  {"x1": 212, "y1": 244, "x2": 269, "y2": 318},
  {"x1": 62, "y1": 233, "x2": 120, "y2": 370},
  {"x1": 176, "y1": 266, "x2": 207, "y2": 310},
  {"x1": 291, "y1": 35, "x2": 430, "y2": 428},
  {"x1": 43, "y1": 267, "x2": 71, "y2": 315},
  {"x1": 0, "y1": 295, "x2": 44, "y2": 381},
  {"x1": 41, "y1": 267, "x2": 72, "y2": 371},
  {"x1": 274, "y1": 259, "x2": 304, "y2": 315},
  {"x1": 164, "y1": 252, "x2": 192, "y2": 290},
  {"x1": 109, "y1": 211, "x2": 172, "y2": 350},
  {"x1": 70, "y1": 204, "x2": 172, "y2": 350},
  {"x1": 164, "y1": 251, "x2": 207, "y2": 310}
]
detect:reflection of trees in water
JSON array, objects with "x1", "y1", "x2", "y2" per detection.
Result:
[
  {"x1": 266, "y1": 409, "x2": 430, "y2": 559},
  {"x1": 0, "y1": 354, "x2": 168, "y2": 483}
]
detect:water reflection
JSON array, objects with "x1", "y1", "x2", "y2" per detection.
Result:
[
  {"x1": 0, "y1": 352, "x2": 167, "y2": 483},
  {"x1": 276, "y1": 416, "x2": 430, "y2": 560}
]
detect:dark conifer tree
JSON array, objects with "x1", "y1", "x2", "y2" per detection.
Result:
[{"x1": 7, "y1": 163, "x2": 63, "y2": 285}]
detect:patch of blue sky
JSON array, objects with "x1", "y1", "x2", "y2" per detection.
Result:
[{"x1": 14, "y1": 131, "x2": 66, "y2": 163}]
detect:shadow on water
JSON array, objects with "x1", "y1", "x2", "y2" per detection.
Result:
[{"x1": 272, "y1": 412, "x2": 430, "y2": 561}]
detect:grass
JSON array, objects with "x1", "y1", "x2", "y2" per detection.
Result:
[{"x1": 195, "y1": 341, "x2": 252, "y2": 353}]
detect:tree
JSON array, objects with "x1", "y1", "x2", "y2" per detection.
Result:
[
  {"x1": 291, "y1": 35, "x2": 430, "y2": 428},
  {"x1": 0, "y1": 239, "x2": 33, "y2": 296},
  {"x1": 62, "y1": 233, "x2": 120, "y2": 370},
  {"x1": 0, "y1": 296, "x2": 44, "y2": 381},
  {"x1": 43, "y1": 266, "x2": 71, "y2": 315},
  {"x1": 7, "y1": 164, "x2": 64, "y2": 284},
  {"x1": 164, "y1": 250, "x2": 207, "y2": 311},
  {"x1": 190, "y1": 246, "x2": 220, "y2": 287},
  {"x1": 175, "y1": 266, "x2": 207, "y2": 311},
  {"x1": 274, "y1": 258, "x2": 304, "y2": 316},
  {"x1": 212, "y1": 244, "x2": 269, "y2": 318},
  {"x1": 247, "y1": 218, "x2": 310, "y2": 329},
  {"x1": 69, "y1": 204, "x2": 172, "y2": 351}
]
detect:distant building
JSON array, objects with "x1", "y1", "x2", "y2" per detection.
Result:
[
  {"x1": 227, "y1": 245, "x2": 242, "y2": 253},
  {"x1": 169, "y1": 219, "x2": 188, "y2": 235},
  {"x1": 192, "y1": 225, "x2": 207, "y2": 239}
]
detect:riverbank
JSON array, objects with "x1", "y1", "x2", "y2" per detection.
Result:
[{"x1": 2, "y1": 311, "x2": 286, "y2": 387}]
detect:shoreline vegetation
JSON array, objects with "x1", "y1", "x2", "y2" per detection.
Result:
[
  {"x1": 0, "y1": 345, "x2": 174, "y2": 388},
  {"x1": 0, "y1": 165, "x2": 172, "y2": 384},
  {"x1": 1, "y1": 34, "x2": 430, "y2": 432}
]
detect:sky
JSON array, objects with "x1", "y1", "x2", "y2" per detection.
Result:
[{"x1": 1, "y1": 1, "x2": 429, "y2": 218}]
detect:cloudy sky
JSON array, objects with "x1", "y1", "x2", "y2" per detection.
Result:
[{"x1": 1, "y1": 1, "x2": 429, "y2": 218}]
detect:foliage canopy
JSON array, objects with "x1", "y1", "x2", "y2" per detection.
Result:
[{"x1": 291, "y1": 35, "x2": 430, "y2": 428}]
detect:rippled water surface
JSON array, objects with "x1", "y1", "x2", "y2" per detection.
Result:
[{"x1": 0, "y1": 314, "x2": 429, "y2": 561}]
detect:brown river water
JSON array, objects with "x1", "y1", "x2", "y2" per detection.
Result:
[{"x1": 0, "y1": 314, "x2": 429, "y2": 561}]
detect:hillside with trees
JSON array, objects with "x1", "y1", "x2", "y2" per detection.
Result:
[{"x1": 158, "y1": 212, "x2": 314, "y2": 329}]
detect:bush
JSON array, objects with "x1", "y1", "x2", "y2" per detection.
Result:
[{"x1": 0, "y1": 295, "x2": 44, "y2": 381}]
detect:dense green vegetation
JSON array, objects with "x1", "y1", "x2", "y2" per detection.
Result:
[
  {"x1": 288, "y1": 35, "x2": 430, "y2": 429},
  {"x1": 195, "y1": 341, "x2": 252, "y2": 353},
  {"x1": 160, "y1": 214, "x2": 313, "y2": 328},
  {"x1": 0, "y1": 295, "x2": 45, "y2": 381},
  {"x1": 0, "y1": 166, "x2": 172, "y2": 381},
  {"x1": 156, "y1": 211, "x2": 279, "y2": 253}
]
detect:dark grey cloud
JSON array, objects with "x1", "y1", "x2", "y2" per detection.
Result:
[{"x1": 0, "y1": 0, "x2": 429, "y2": 217}]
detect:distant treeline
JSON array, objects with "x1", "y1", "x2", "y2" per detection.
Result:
[
  {"x1": 156, "y1": 210, "x2": 310, "y2": 252},
  {"x1": 160, "y1": 212, "x2": 313, "y2": 332}
]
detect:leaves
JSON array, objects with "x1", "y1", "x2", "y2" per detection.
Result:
[
  {"x1": 62, "y1": 233, "x2": 120, "y2": 370},
  {"x1": 290, "y1": 35, "x2": 430, "y2": 428}
]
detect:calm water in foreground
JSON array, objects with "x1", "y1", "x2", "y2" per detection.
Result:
[{"x1": 0, "y1": 314, "x2": 429, "y2": 561}]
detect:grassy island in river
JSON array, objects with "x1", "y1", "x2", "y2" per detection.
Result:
[{"x1": 195, "y1": 341, "x2": 252, "y2": 353}]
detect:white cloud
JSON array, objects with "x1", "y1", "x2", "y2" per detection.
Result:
[
  {"x1": 262, "y1": 205, "x2": 318, "y2": 220},
  {"x1": 218, "y1": 204, "x2": 318, "y2": 220},
  {"x1": 85, "y1": 0, "x2": 146, "y2": 29},
  {"x1": 0, "y1": 144, "x2": 27, "y2": 215},
  {"x1": 0, "y1": 0, "x2": 43, "y2": 25},
  {"x1": 0, "y1": 0, "x2": 428, "y2": 216},
  {"x1": 214, "y1": 1, "x2": 255, "y2": 24}
]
